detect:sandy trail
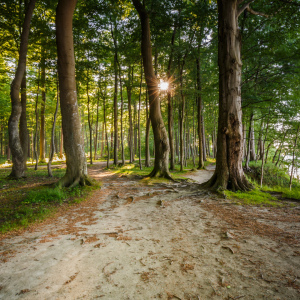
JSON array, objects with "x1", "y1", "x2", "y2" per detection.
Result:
[{"x1": 0, "y1": 164, "x2": 299, "y2": 300}]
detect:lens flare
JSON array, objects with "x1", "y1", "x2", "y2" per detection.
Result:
[{"x1": 159, "y1": 80, "x2": 169, "y2": 91}]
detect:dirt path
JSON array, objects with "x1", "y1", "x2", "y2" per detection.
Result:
[{"x1": 0, "y1": 164, "x2": 299, "y2": 299}]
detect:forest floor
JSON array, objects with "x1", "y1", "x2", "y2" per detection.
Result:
[{"x1": 0, "y1": 162, "x2": 300, "y2": 300}]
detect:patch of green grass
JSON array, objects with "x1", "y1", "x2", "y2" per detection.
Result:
[
  {"x1": 224, "y1": 189, "x2": 282, "y2": 207},
  {"x1": 0, "y1": 172, "x2": 101, "y2": 234}
]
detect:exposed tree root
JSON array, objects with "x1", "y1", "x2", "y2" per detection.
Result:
[
  {"x1": 201, "y1": 171, "x2": 253, "y2": 192},
  {"x1": 146, "y1": 167, "x2": 175, "y2": 181},
  {"x1": 56, "y1": 174, "x2": 94, "y2": 188}
]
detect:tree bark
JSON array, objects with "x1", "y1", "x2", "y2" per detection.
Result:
[
  {"x1": 132, "y1": 0, "x2": 171, "y2": 179},
  {"x1": 8, "y1": 0, "x2": 36, "y2": 179},
  {"x1": 118, "y1": 63, "x2": 125, "y2": 166},
  {"x1": 127, "y1": 78, "x2": 134, "y2": 163},
  {"x1": 56, "y1": 0, "x2": 91, "y2": 187},
  {"x1": 203, "y1": 0, "x2": 252, "y2": 191}
]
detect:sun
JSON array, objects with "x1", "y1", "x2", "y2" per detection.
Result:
[{"x1": 159, "y1": 80, "x2": 169, "y2": 91}]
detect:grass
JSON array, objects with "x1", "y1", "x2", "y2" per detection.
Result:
[
  {"x1": 0, "y1": 165, "x2": 100, "y2": 234},
  {"x1": 224, "y1": 189, "x2": 282, "y2": 207}
]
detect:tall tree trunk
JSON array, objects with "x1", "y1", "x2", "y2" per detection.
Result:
[
  {"x1": 34, "y1": 71, "x2": 40, "y2": 170},
  {"x1": 56, "y1": 0, "x2": 91, "y2": 187},
  {"x1": 202, "y1": 114, "x2": 207, "y2": 161},
  {"x1": 145, "y1": 89, "x2": 151, "y2": 167},
  {"x1": 20, "y1": 69, "x2": 28, "y2": 169},
  {"x1": 118, "y1": 63, "x2": 125, "y2": 166},
  {"x1": 260, "y1": 109, "x2": 271, "y2": 187},
  {"x1": 48, "y1": 79, "x2": 59, "y2": 177},
  {"x1": 127, "y1": 83, "x2": 134, "y2": 163},
  {"x1": 196, "y1": 57, "x2": 204, "y2": 169},
  {"x1": 94, "y1": 92, "x2": 100, "y2": 160},
  {"x1": 203, "y1": 0, "x2": 252, "y2": 191},
  {"x1": 132, "y1": 0, "x2": 171, "y2": 179},
  {"x1": 8, "y1": 0, "x2": 36, "y2": 179},
  {"x1": 138, "y1": 62, "x2": 143, "y2": 170},
  {"x1": 112, "y1": 26, "x2": 118, "y2": 166},
  {"x1": 87, "y1": 71, "x2": 93, "y2": 165},
  {"x1": 103, "y1": 91, "x2": 109, "y2": 169},
  {"x1": 39, "y1": 49, "x2": 46, "y2": 162}
]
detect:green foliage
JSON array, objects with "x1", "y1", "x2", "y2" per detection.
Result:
[{"x1": 24, "y1": 187, "x2": 67, "y2": 204}]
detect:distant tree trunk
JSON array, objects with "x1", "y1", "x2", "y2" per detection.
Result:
[
  {"x1": 196, "y1": 58, "x2": 204, "y2": 169},
  {"x1": 289, "y1": 126, "x2": 299, "y2": 190},
  {"x1": 132, "y1": 0, "x2": 171, "y2": 179},
  {"x1": 260, "y1": 109, "x2": 271, "y2": 187},
  {"x1": 20, "y1": 70, "x2": 28, "y2": 169},
  {"x1": 56, "y1": 0, "x2": 91, "y2": 187},
  {"x1": 118, "y1": 63, "x2": 125, "y2": 166},
  {"x1": 103, "y1": 90, "x2": 109, "y2": 169},
  {"x1": 203, "y1": 0, "x2": 252, "y2": 191},
  {"x1": 87, "y1": 72, "x2": 93, "y2": 165},
  {"x1": 138, "y1": 62, "x2": 143, "y2": 170},
  {"x1": 249, "y1": 115, "x2": 256, "y2": 161},
  {"x1": 59, "y1": 126, "x2": 63, "y2": 159},
  {"x1": 275, "y1": 130, "x2": 288, "y2": 166},
  {"x1": 245, "y1": 112, "x2": 254, "y2": 169},
  {"x1": 127, "y1": 82, "x2": 134, "y2": 163},
  {"x1": 202, "y1": 115, "x2": 207, "y2": 161},
  {"x1": 34, "y1": 75, "x2": 40, "y2": 170},
  {"x1": 94, "y1": 92, "x2": 100, "y2": 160},
  {"x1": 179, "y1": 95, "x2": 185, "y2": 172},
  {"x1": 8, "y1": 0, "x2": 36, "y2": 179},
  {"x1": 145, "y1": 89, "x2": 151, "y2": 167},
  {"x1": 39, "y1": 49, "x2": 46, "y2": 162},
  {"x1": 48, "y1": 80, "x2": 59, "y2": 177},
  {"x1": 265, "y1": 141, "x2": 273, "y2": 164},
  {"x1": 111, "y1": 25, "x2": 118, "y2": 166}
]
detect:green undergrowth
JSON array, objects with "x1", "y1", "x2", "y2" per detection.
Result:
[
  {"x1": 224, "y1": 189, "x2": 282, "y2": 207},
  {"x1": 0, "y1": 167, "x2": 100, "y2": 234},
  {"x1": 225, "y1": 161, "x2": 300, "y2": 206}
]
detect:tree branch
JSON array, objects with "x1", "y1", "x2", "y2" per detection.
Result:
[
  {"x1": 237, "y1": 0, "x2": 255, "y2": 18},
  {"x1": 247, "y1": 6, "x2": 270, "y2": 17}
]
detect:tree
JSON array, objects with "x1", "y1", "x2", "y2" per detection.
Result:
[
  {"x1": 203, "y1": 0, "x2": 256, "y2": 191},
  {"x1": 132, "y1": 0, "x2": 172, "y2": 179},
  {"x1": 8, "y1": 0, "x2": 36, "y2": 179},
  {"x1": 56, "y1": 0, "x2": 92, "y2": 187}
]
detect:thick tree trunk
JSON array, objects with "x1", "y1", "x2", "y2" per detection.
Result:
[
  {"x1": 20, "y1": 70, "x2": 28, "y2": 169},
  {"x1": 56, "y1": 0, "x2": 91, "y2": 187},
  {"x1": 132, "y1": 0, "x2": 171, "y2": 179},
  {"x1": 203, "y1": 0, "x2": 252, "y2": 191},
  {"x1": 8, "y1": 0, "x2": 36, "y2": 179}
]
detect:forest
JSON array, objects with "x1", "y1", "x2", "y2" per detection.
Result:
[
  {"x1": 0, "y1": 0, "x2": 299, "y2": 188},
  {"x1": 0, "y1": 1, "x2": 300, "y2": 299}
]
